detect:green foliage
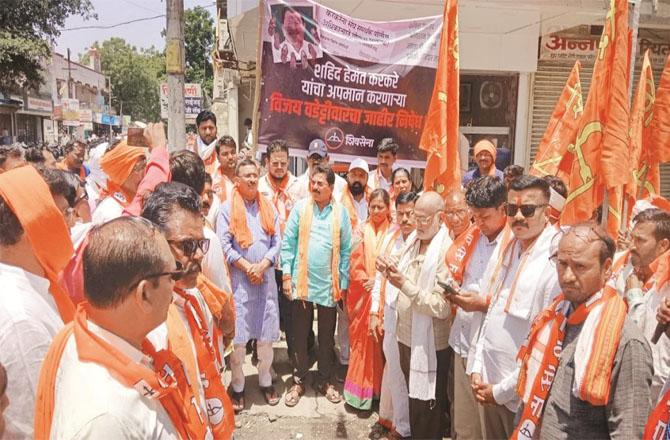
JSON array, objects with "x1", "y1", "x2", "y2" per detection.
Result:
[
  {"x1": 184, "y1": 6, "x2": 214, "y2": 100},
  {"x1": 0, "y1": 0, "x2": 95, "y2": 92},
  {"x1": 82, "y1": 38, "x2": 165, "y2": 122}
]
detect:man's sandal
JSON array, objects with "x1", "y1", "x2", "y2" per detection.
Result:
[
  {"x1": 284, "y1": 383, "x2": 305, "y2": 407},
  {"x1": 260, "y1": 385, "x2": 280, "y2": 406},
  {"x1": 316, "y1": 382, "x2": 342, "y2": 404},
  {"x1": 229, "y1": 389, "x2": 245, "y2": 413}
]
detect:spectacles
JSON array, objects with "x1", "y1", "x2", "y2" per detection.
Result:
[
  {"x1": 129, "y1": 269, "x2": 185, "y2": 290},
  {"x1": 168, "y1": 238, "x2": 210, "y2": 257},
  {"x1": 505, "y1": 203, "x2": 547, "y2": 218},
  {"x1": 74, "y1": 192, "x2": 89, "y2": 207}
]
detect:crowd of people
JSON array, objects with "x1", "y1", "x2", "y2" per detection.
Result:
[{"x1": 1, "y1": 108, "x2": 670, "y2": 440}]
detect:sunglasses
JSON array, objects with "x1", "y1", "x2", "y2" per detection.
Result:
[
  {"x1": 505, "y1": 203, "x2": 547, "y2": 218},
  {"x1": 129, "y1": 269, "x2": 184, "y2": 290},
  {"x1": 168, "y1": 238, "x2": 210, "y2": 257}
]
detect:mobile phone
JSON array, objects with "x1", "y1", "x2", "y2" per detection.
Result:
[
  {"x1": 437, "y1": 280, "x2": 460, "y2": 296},
  {"x1": 127, "y1": 127, "x2": 147, "y2": 147}
]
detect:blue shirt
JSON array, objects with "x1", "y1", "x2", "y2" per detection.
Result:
[
  {"x1": 462, "y1": 167, "x2": 504, "y2": 186},
  {"x1": 281, "y1": 198, "x2": 352, "y2": 307}
]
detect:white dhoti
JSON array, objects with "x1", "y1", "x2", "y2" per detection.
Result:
[{"x1": 379, "y1": 304, "x2": 410, "y2": 437}]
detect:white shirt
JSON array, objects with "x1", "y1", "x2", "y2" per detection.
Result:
[
  {"x1": 51, "y1": 320, "x2": 179, "y2": 440},
  {"x1": 290, "y1": 170, "x2": 347, "y2": 201},
  {"x1": 0, "y1": 262, "x2": 63, "y2": 439},
  {"x1": 629, "y1": 281, "x2": 670, "y2": 401},
  {"x1": 91, "y1": 196, "x2": 124, "y2": 225},
  {"x1": 203, "y1": 226, "x2": 232, "y2": 294},
  {"x1": 470, "y1": 226, "x2": 561, "y2": 411},
  {"x1": 367, "y1": 169, "x2": 392, "y2": 192},
  {"x1": 352, "y1": 196, "x2": 369, "y2": 224},
  {"x1": 448, "y1": 230, "x2": 501, "y2": 358},
  {"x1": 370, "y1": 230, "x2": 405, "y2": 316}
]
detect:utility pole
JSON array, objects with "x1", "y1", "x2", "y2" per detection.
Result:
[
  {"x1": 66, "y1": 48, "x2": 73, "y2": 99},
  {"x1": 166, "y1": 0, "x2": 186, "y2": 152}
]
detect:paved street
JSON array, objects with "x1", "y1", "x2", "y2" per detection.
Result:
[{"x1": 224, "y1": 338, "x2": 381, "y2": 439}]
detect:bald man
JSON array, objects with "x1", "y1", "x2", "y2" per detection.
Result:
[
  {"x1": 462, "y1": 140, "x2": 504, "y2": 186},
  {"x1": 380, "y1": 191, "x2": 454, "y2": 439}
]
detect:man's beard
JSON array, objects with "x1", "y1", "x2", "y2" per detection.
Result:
[{"x1": 350, "y1": 182, "x2": 364, "y2": 196}]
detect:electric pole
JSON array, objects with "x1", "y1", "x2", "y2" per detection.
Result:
[{"x1": 166, "y1": 0, "x2": 186, "y2": 152}]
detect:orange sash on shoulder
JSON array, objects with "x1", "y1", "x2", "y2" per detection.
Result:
[
  {"x1": 296, "y1": 199, "x2": 343, "y2": 302},
  {"x1": 512, "y1": 286, "x2": 626, "y2": 439},
  {"x1": 229, "y1": 186, "x2": 276, "y2": 249},
  {"x1": 34, "y1": 305, "x2": 211, "y2": 440},
  {"x1": 171, "y1": 289, "x2": 235, "y2": 439},
  {"x1": 0, "y1": 166, "x2": 75, "y2": 322},
  {"x1": 444, "y1": 223, "x2": 480, "y2": 285}
]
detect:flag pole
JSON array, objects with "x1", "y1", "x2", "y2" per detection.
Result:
[{"x1": 620, "y1": 0, "x2": 641, "y2": 233}]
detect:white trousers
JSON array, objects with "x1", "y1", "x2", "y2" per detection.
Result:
[
  {"x1": 379, "y1": 305, "x2": 410, "y2": 437},
  {"x1": 337, "y1": 302, "x2": 350, "y2": 364},
  {"x1": 230, "y1": 341, "x2": 274, "y2": 392}
]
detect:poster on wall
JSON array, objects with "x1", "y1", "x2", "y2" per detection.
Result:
[{"x1": 255, "y1": 0, "x2": 442, "y2": 166}]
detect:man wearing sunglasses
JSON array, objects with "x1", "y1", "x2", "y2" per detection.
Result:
[
  {"x1": 142, "y1": 182, "x2": 236, "y2": 437},
  {"x1": 469, "y1": 175, "x2": 561, "y2": 440},
  {"x1": 219, "y1": 159, "x2": 282, "y2": 410}
]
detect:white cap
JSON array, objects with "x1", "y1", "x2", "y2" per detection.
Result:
[{"x1": 348, "y1": 158, "x2": 369, "y2": 174}]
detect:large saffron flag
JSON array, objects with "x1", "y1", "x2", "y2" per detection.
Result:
[
  {"x1": 561, "y1": 0, "x2": 630, "y2": 238},
  {"x1": 530, "y1": 61, "x2": 583, "y2": 178},
  {"x1": 419, "y1": 0, "x2": 460, "y2": 194},
  {"x1": 654, "y1": 56, "x2": 670, "y2": 165},
  {"x1": 626, "y1": 50, "x2": 657, "y2": 204}
]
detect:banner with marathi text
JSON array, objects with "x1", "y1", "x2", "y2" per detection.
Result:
[{"x1": 256, "y1": 0, "x2": 442, "y2": 166}]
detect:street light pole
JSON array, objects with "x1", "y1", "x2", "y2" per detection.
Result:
[{"x1": 166, "y1": 0, "x2": 186, "y2": 152}]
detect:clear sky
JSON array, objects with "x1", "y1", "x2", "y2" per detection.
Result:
[{"x1": 55, "y1": 0, "x2": 216, "y2": 61}]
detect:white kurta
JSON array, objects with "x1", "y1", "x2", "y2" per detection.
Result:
[
  {"x1": 203, "y1": 226, "x2": 232, "y2": 294},
  {"x1": 0, "y1": 262, "x2": 64, "y2": 439},
  {"x1": 51, "y1": 320, "x2": 179, "y2": 439},
  {"x1": 470, "y1": 225, "x2": 561, "y2": 412},
  {"x1": 290, "y1": 170, "x2": 347, "y2": 201},
  {"x1": 91, "y1": 196, "x2": 124, "y2": 225}
]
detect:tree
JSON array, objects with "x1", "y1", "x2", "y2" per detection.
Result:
[
  {"x1": 0, "y1": 0, "x2": 95, "y2": 93},
  {"x1": 184, "y1": 6, "x2": 214, "y2": 100},
  {"x1": 82, "y1": 38, "x2": 165, "y2": 122}
]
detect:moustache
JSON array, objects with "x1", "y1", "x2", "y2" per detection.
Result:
[
  {"x1": 176, "y1": 260, "x2": 202, "y2": 276},
  {"x1": 512, "y1": 221, "x2": 528, "y2": 228}
]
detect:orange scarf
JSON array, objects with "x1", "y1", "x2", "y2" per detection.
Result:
[
  {"x1": 362, "y1": 218, "x2": 391, "y2": 275},
  {"x1": 34, "y1": 305, "x2": 211, "y2": 440},
  {"x1": 229, "y1": 186, "x2": 276, "y2": 249},
  {"x1": 341, "y1": 186, "x2": 369, "y2": 231},
  {"x1": 445, "y1": 223, "x2": 481, "y2": 285},
  {"x1": 645, "y1": 385, "x2": 670, "y2": 440},
  {"x1": 214, "y1": 169, "x2": 234, "y2": 203},
  {"x1": 196, "y1": 274, "x2": 235, "y2": 363},
  {"x1": 377, "y1": 226, "x2": 402, "y2": 324},
  {"x1": 0, "y1": 166, "x2": 75, "y2": 322},
  {"x1": 481, "y1": 224, "x2": 513, "y2": 302},
  {"x1": 169, "y1": 289, "x2": 234, "y2": 439},
  {"x1": 264, "y1": 174, "x2": 293, "y2": 233},
  {"x1": 296, "y1": 199, "x2": 343, "y2": 302},
  {"x1": 99, "y1": 141, "x2": 146, "y2": 201},
  {"x1": 512, "y1": 286, "x2": 626, "y2": 439}
]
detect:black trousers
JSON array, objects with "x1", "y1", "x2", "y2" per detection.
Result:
[
  {"x1": 398, "y1": 342, "x2": 450, "y2": 440},
  {"x1": 291, "y1": 300, "x2": 337, "y2": 385},
  {"x1": 276, "y1": 270, "x2": 314, "y2": 359}
]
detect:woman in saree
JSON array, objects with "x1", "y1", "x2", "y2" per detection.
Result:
[{"x1": 343, "y1": 188, "x2": 392, "y2": 410}]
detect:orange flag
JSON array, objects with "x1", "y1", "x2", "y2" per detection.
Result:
[
  {"x1": 626, "y1": 50, "x2": 657, "y2": 205},
  {"x1": 560, "y1": 0, "x2": 630, "y2": 238},
  {"x1": 653, "y1": 56, "x2": 670, "y2": 165},
  {"x1": 419, "y1": 0, "x2": 460, "y2": 195},
  {"x1": 530, "y1": 61, "x2": 583, "y2": 178}
]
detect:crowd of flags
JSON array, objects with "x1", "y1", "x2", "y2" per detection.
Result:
[{"x1": 422, "y1": 0, "x2": 670, "y2": 238}]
